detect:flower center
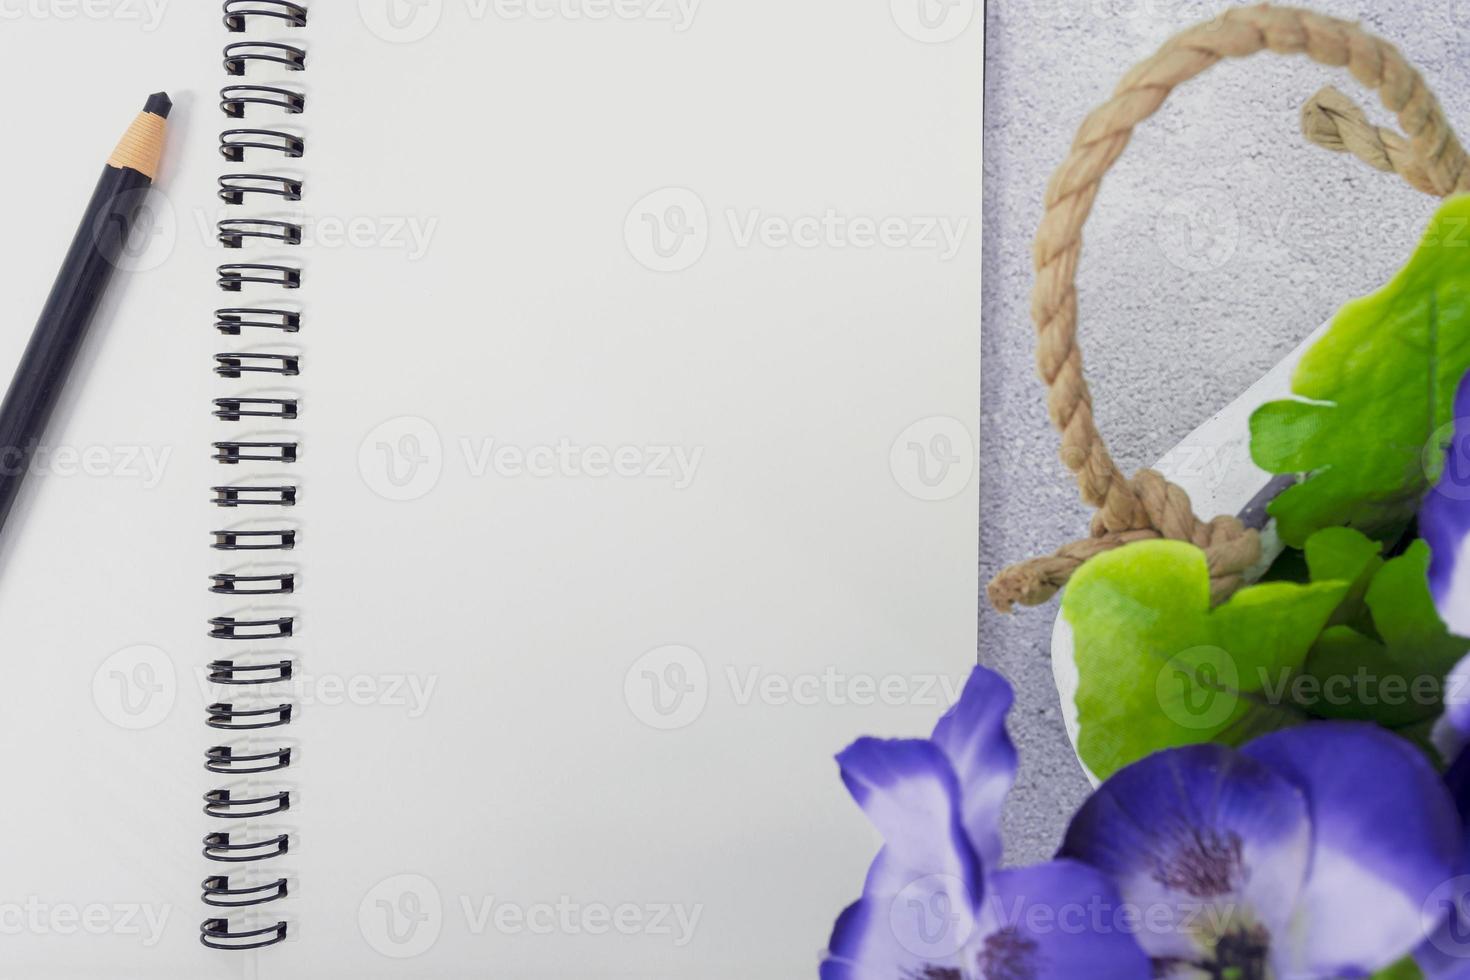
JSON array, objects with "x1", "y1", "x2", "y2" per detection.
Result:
[
  {"x1": 976, "y1": 926, "x2": 1038, "y2": 980},
  {"x1": 902, "y1": 967, "x2": 962, "y2": 980},
  {"x1": 1209, "y1": 925, "x2": 1271, "y2": 980},
  {"x1": 1153, "y1": 828, "x2": 1244, "y2": 897}
]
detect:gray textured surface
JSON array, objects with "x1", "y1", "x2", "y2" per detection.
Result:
[{"x1": 981, "y1": 0, "x2": 1470, "y2": 863}]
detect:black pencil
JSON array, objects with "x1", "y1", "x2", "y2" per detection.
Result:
[{"x1": 0, "y1": 93, "x2": 171, "y2": 538}]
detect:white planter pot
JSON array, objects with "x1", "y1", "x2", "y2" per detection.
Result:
[{"x1": 1048, "y1": 322, "x2": 1331, "y2": 785}]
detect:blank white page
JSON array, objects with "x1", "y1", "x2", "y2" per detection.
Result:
[{"x1": 281, "y1": 4, "x2": 982, "y2": 978}]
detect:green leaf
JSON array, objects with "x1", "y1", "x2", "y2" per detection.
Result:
[
  {"x1": 1304, "y1": 525, "x2": 1383, "y2": 632},
  {"x1": 1250, "y1": 195, "x2": 1470, "y2": 548},
  {"x1": 1371, "y1": 957, "x2": 1425, "y2": 980},
  {"x1": 1062, "y1": 540, "x2": 1348, "y2": 780},
  {"x1": 1300, "y1": 539, "x2": 1469, "y2": 727},
  {"x1": 1062, "y1": 530, "x2": 1468, "y2": 779}
]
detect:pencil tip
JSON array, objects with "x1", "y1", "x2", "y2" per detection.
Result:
[{"x1": 143, "y1": 93, "x2": 172, "y2": 119}]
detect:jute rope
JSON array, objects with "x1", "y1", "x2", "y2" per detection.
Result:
[{"x1": 988, "y1": 3, "x2": 1470, "y2": 614}]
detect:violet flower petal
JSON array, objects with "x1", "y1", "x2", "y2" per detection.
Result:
[
  {"x1": 1422, "y1": 372, "x2": 1470, "y2": 637},
  {"x1": 976, "y1": 860, "x2": 1152, "y2": 980},
  {"x1": 930, "y1": 666, "x2": 1019, "y2": 869},
  {"x1": 1058, "y1": 743, "x2": 1310, "y2": 967},
  {"x1": 1243, "y1": 723, "x2": 1462, "y2": 977},
  {"x1": 837, "y1": 738, "x2": 984, "y2": 918},
  {"x1": 820, "y1": 897, "x2": 967, "y2": 980}
]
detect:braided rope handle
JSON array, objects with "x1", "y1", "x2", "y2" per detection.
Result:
[{"x1": 988, "y1": 3, "x2": 1469, "y2": 614}]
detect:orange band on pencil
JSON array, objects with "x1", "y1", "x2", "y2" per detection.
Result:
[{"x1": 107, "y1": 111, "x2": 167, "y2": 180}]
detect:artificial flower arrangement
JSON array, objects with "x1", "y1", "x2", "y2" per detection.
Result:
[
  {"x1": 820, "y1": 400, "x2": 1470, "y2": 976},
  {"x1": 823, "y1": 5, "x2": 1470, "y2": 978}
]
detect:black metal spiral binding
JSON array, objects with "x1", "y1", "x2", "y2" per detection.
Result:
[
  {"x1": 221, "y1": 85, "x2": 306, "y2": 119},
  {"x1": 214, "y1": 442, "x2": 299, "y2": 465},
  {"x1": 201, "y1": 918, "x2": 289, "y2": 951},
  {"x1": 212, "y1": 529, "x2": 297, "y2": 552},
  {"x1": 223, "y1": 0, "x2": 307, "y2": 32},
  {"x1": 207, "y1": 702, "x2": 293, "y2": 729},
  {"x1": 203, "y1": 832, "x2": 290, "y2": 864},
  {"x1": 209, "y1": 616, "x2": 296, "y2": 641},
  {"x1": 219, "y1": 174, "x2": 303, "y2": 205},
  {"x1": 214, "y1": 352, "x2": 301, "y2": 377},
  {"x1": 203, "y1": 875, "x2": 290, "y2": 908},
  {"x1": 213, "y1": 397, "x2": 299, "y2": 421},
  {"x1": 219, "y1": 219, "x2": 302, "y2": 248},
  {"x1": 207, "y1": 746, "x2": 293, "y2": 774},
  {"x1": 218, "y1": 264, "x2": 301, "y2": 291},
  {"x1": 223, "y1": 42, "x2": 306, "y2": 76},
  {"x1": 212, "y1": 485, "x2": 298, "y2": 507},
  {"x1": 203, "y1": 875, "x2": 290, "y2": 909},
  {"x1": 211, "y1": 571, "x2": 297, "y2": 594},
  {"x1": 205, "y1": 790, "x2": 291, "y2": 820},
  {"x1": 220, "y1": 129, "x2": 305, "y2": 162},
  {"x1": 215, "y1": 308, "x2": 301, "y2": 333},
  {"x1": 208, "y1": 660, "x2": 295, "y2": 686},
  {"x1": 208, "y1": 9, "x2": 306, "y2": 952}
]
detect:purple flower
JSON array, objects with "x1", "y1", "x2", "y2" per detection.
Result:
[
  {"x1": 1061, "y1": 724, "x2": 1463, "y2": 978},
  {"x1": 821, "y1": 668, "x2": 1152, "y2": 979},
  {"x1": 1422, "y1": 372, "x2": 1470, "y2": 637},
  {"x1": 1415, "y1": 654, "x2": 1470, "y2": 978}
]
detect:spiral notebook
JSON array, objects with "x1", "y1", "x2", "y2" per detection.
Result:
[{"x1": 0, "y1": 3, "x2": 982, "y2": 977}]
